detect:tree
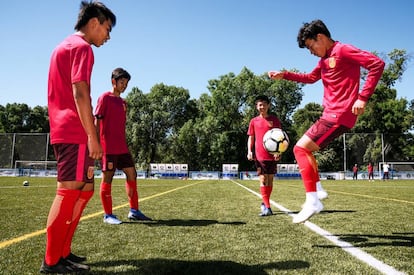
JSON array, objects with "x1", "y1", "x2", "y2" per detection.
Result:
[
  {"x1": 353, "y1": 49, "x2": 414, "y2": 163},
  {"x1": 126, "y1": 84, "x2": 195, "y2": 170},
  {"x1": 0, "y1": 103, "x2": 48, "y2": 133},
  {"x1": 184, "y1": 67, "x2": 303, "y2": 171}
]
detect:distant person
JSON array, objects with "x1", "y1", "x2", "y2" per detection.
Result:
[
  {"x1": 247, "y1": 95, "x2": 282, "y2": 216},
  {"x1": 383, "y1": 162, "x2": 390, "y2": 180},
  {"x1": 368, "y1": 162, "x2": 374, "y2": 181},
  {"x1": 353, "y1": 164, "x2": 358, "y2": 180},
  {"x1": 268, "y1": 19, "x2": 385, "y2": 223},
  {"x1": 41, "y1": 1, "x2": 116, "y2": 274},
  {"x1": 95, "y1": 68, "x2": 152, "y2": 224}
]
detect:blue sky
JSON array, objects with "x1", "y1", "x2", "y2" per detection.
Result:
[{"x1": 0, "y1": 0, "x2": 413, "y2": 109}]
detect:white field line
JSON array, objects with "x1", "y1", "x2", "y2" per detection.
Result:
[{"x1": 232, "y1": 180, "x2": 406, "y2": 275}]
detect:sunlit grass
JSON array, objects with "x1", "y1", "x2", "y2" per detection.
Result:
[{"x1": 0, "y1": 177, "x2": 412, "y2": 274}]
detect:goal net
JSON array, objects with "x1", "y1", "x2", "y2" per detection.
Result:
[{"x1": 14, "y1": 160, "x2": 57, "y2": 177}]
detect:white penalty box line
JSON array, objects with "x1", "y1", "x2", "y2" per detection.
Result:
[{"x1": 231, "y1": 180, "x2": 406, "y2": 275}]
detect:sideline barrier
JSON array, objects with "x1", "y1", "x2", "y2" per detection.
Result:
[{"x1": 2, "y1": 168, "x2": 414, "y2": 180}]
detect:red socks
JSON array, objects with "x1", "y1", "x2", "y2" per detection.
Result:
[
  {"x1": 100, "y1": 182, "x2": 112, "y2": 215},
  {"x1": 101, "y1": 181, "x2": 139, "y2": 213},
  {"x1": 125, "y1": 180, "x2": 139, "y2": 210},
  {"x1": 45, "y1": 188, "x2": 81, "y2": 265},
  {"x1": 260, "y1": 185, "x2": 273, "y2": 208},
  {"x1": 293, "y1": 145, "x2": 318, "y2": 192},
  {"x1": 62, "y1": 190, "x2": 93, "y2": 258}
]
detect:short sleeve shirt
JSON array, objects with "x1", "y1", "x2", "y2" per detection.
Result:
[
  {"x1": 48, "y1": 34, "x2": 94, "y2": 144},
  {"x1": 95, "y1": 92, "x2": 129, "y2": 154},
  {"x1": 247, "y1": 115, "x2": 282, "y2": 161}
]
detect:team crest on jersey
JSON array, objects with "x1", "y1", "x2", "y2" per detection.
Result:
[
  {"x1": 108, "y1": 162, "x2": 114, "y2": 170},
  {"x1": 87, "y1": 166, "x2": 94, "y2": 179},
  {"x1": 328, "y1": 57, "x2": 336, "y2": 68}
]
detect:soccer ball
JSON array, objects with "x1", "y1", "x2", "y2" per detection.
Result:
[
  {"x1": 22, "y1": 180, "x2": 29, "y2": 187},
  {"x1": 263, "y1": 128, "x2": 290, "y2": 155}
]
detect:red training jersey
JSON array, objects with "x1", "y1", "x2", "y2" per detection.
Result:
[
  {"x1": 283, "y1": 41, "x2": 384, "y2": 128},
  {"x1": 95, "y1": 92, "x2": 129, "y2": 154},
  {"x1": 48, "y1": 34, "x2": 94, "y2": 144},
  {"x1": 247, "y1": 114, "x2": 282, "y2": 161}
]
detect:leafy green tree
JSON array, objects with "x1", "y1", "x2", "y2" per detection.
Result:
[
  {"x1": 0, "y1": 104, "x2": 48, "y2": 133},
  {"x1": 27, "y1": 106, "x2": 49, "y2": 133},
  {"x1": 0, "y1": 105, "x2": 6, "y2": 132},
  {"x1": 185, "y1": 67, "x2": 302, "y2": 171},
  {"x1": 0, "y1": 103, "x2": 31, "y2": 132},
  {"x1": 126, "y1": 84, "x2": 195, "y2": 170},
  {"x1": 354, "y1": 49, "x2": 413, "y2": 163},
  {"x1": 292, "y1": 103, "x2": 323, "y2": 137}
]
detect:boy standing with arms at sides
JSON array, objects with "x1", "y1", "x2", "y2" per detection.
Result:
[
  {"x1": 95, "y1": 68, "x2": 152, "y2": 224},
  {"x1": 42, "y1": 1, "x2": 116, "y2": 273},
  {"x1": 247, "y1": 95, "x2": 282, "y2": 216},
  {"x1": 368, "y1": 162, "x2": 374, "y2": 181},
  {"x1": 268, "y1": 19, "x2": 384, "y2": 223}
]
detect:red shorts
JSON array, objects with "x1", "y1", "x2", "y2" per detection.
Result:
[
  {"x1": 305, "y1": 118, "x2": 350, "y2": 150},
  {"x1": 255, "y1": 160, "x2": 277, "y2": 175},
  {"x1": 101, "y1": 153, "x2": 135, "y2": 171},
  {"x1": 53, "y1": 144, "x2": 95, "y2": 183}
]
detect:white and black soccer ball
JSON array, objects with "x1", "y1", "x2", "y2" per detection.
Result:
[
  {"x1": 263, "y1": 128, "x2": 290, "y2": 155},
  {"x1": 22, "y1": 180, "x2": 30, "y2": 187}
]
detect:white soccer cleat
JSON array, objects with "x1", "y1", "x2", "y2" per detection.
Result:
[
  {"x1": 317, "y1": 190, "x2": 328, "y2": 200},
  {"x1": 103, "y1": 214, "x2": 122, "y2": 225},
  {"x1": 293, "y1": 200, "x2": 323, "y2": 224}
]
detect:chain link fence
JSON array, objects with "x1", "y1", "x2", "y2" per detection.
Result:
[{"x1": 0, "y1": 133, "x2": 53, "y2": 169}]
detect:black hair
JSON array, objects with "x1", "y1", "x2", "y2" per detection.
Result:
[
  {"x1": 112, "y1": 68, "x2": 131, "y2": 81},
  {"x1": 74, "y1": 1, "x2": 116, "y2": 31},
  {"x1": 254, "y1": 95, "x2": 270, "y2": 104},
  {"x1": 297, "y1": 19, "x2": 331, "y2": 48}
]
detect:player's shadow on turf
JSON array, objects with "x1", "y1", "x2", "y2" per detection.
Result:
[
  {"x1": 138, "y1": 219, "x2": 246, "y2": 227},
  {"x1": 314, "y1": 232, "x2": 413, "y2": 248},
  {"x1": 89, "y1": 258, "x2": 310, "y2": 274}
]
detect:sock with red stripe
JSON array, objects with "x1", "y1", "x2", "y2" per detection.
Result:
[
  {"x1": 125, "y1": 180, "x2": 139, "y2": 210},
  {"x1": 293, "y1": 145, "x2": 318, "y2": 192},
  {"x1": 62, "y1": 190, "x2": 93, "y2": 259},
  {"x1": 45, "y1": 188, "x2": 81, "y2": 265},
  {"x1": 100, "y1": 182, "x2": 112, "y2": 215}
]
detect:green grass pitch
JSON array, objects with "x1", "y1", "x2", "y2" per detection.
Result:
[{"x1": 0, "y1": 177, "x2": 413, "y2": 274}]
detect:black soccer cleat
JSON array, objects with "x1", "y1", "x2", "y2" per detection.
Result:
[
  {"x1": 65, "y1": 252, "x2": 87, "y2": 263},
  {"x1": 40, "y1": 257, "x2": 89, "y2": 274}
]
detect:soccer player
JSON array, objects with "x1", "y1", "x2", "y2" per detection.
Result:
[
  {"x1": 368, "y1": 162, "x2": 374, "y2": 181},
  {"x1": 383, "y1": 162, "x2": 390, "y2": 180},
  {"x1": 268, "y1": 19, "x2": 384, "y2": 223},
  {"x1": 353, "y1": 164, "x2": 358, "y2": 180},
  {"x1": 95, "y1": 68, "x2": 152, "y2": 224},
  {"x1": 41, "y1": 1, "x2": 116, "y2": 273},
  {"x1": 247, "y1": 95, "x2": 282, "y2": 216}
]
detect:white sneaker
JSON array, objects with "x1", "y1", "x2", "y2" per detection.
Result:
[
  {"x1": 260, "y1": 203, "x2": 266, "y2": 213},
  {"x1": 293, "y1": 200, "x2": 323, "y2": 224},
  {"x1": 317, "y1": 190, "x2": 328, "y2": 200},
  {"x1": 103, "y1": 214, "x2": 122, "y2": 225}
]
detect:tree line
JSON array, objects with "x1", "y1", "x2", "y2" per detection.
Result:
[{"x1": 1, "y1": 49, "x2": 413, "y2": 172}]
